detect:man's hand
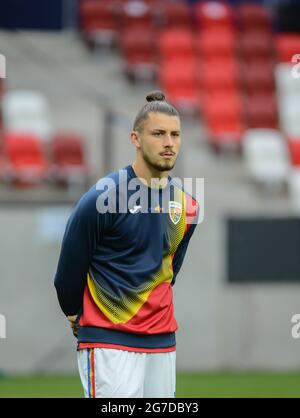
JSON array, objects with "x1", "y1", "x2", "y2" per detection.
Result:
[{"x1": 67, "y1": 315, "x2": 78, "y2": 337}]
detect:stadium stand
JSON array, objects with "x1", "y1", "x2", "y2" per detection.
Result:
[
  {"x1": 50, "y1": 133, "x2": 89, "y2": 186},
  {"x1": 79, "y1": 0, "x2": 119, "y2": 48},
  {"x1": 238, "y1": 3, "x2": 272, "y2": 33},
  {"x1": 160, "y1": 2, "x2": 191, "y2": 29},
  {"x1": 120, "y1": 26, "x2": 157, "y2": 82},
  {"x1": 194, "y1": 1, "x2": 235, "y2": 30},
  {"x1": 2, "y1": 90, "x2": 53, "y2": 142},
  {"x1": 2, "y1": 132, "x2": 49, "y2": 186},
  {"x1": 159, "y1": 60, "x2": 199, "y2": 113}
]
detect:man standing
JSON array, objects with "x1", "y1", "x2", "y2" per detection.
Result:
[{"x1": 54, "y1": 91, "x2": 199, "y2": 398}]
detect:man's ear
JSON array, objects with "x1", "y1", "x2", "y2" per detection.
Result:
[{"x1": 131, "y1": 130, "x2": 141, "y2": 149}]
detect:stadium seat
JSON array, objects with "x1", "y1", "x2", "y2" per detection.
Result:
[
  {"x1": 288, "y1": 137, "x2": 300, "y2": 166},
  {"x1": 195, "y1": 1, "x2": 235, "y2": 30},
  {"x1": 202, "y1": 92, "x2": 245, "y2": 150},
  {"x1": 242, "y1": 129, "x2": 289, "y2": 187},
  {"x1": 276, "y1": 34, "x2": 300, "y2": 63},
  {"x1": 51, "y1": 133, "x2": 89, "y2": 184},
  {"x1": 238, "y1": 4, "x2": 272, "y2": 33},
  {"x1": 2, "y1": 90, "x2": 52, "y2": 142},
  {"x1": 242, "y1": 60, "x2": 275, "y2": 95},
  {"x1": 160, "y1": 2, "x2": 191, "y2": 29},
  {"x1": 245, "y1": 94, "x2": 278, "y2": 129},
  {"x1": 159, "y1": 61, "x2": 199, "y2": 113},
  {"x1": 120, "y1": 27, "x2": 157, "y2": 81},
  {"x1": 79, "y1": 0, "x2": 119, "y2": 46},
  {"x1": 196, "y1": 29, "x2": 237, "y2": 60},
  {"x1": 239, "y1": 31, "x2": 273, "y2": 61},
  {"x1": 275, "y1": 63, "x2": 300, "y2": 98},
  {"x1": 198, "y1": 59, "x2": 241, "y2": 93},
  {"x1": 277, "y1": 95, "x2": 300, "y2": 136},
  {"x1": 158, "y1": 29, "x2": 195, "y2": 62},
  {"x1": 3, "y1": 133, "x2": 48, "y2": 186},
  {"x1": 120, "y1": 0, "x2": 154, "y2": 30}
]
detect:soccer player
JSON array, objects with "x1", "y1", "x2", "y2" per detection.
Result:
[{"x1": 54, "y1": 91, "x2": 199, "y2": 398}]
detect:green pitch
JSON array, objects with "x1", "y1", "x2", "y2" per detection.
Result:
[{"x1": 0, "y1": 373, "x2": 300, "y2": 398}]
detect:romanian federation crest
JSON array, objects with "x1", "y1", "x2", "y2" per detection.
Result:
[{"x1": 169, "y1": 201, "x2": 182, "y2": 225}]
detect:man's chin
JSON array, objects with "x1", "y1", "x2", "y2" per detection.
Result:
[{"x1": 154, "y1": 161, "x2": 175, "y2": 172}]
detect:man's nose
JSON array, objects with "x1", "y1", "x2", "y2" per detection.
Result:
[{"x1": 163, "y1": 134, "x2": 174, "y2": 147}]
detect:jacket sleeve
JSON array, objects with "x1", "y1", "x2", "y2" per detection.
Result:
[
  {"x1": 171, "y1": 197, "x2": 199, "y2": 285},
  {"x1": 54, "y1": 188, "x2": 107, "y2": 316},
  {"x1": 171, "y1": 222, "x2": 197, "y2": 285}
]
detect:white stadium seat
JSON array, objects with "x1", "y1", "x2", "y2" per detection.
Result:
[
  {"x1": 277, "y1": 95, "x2": 300, "y2": 136},
  {"x1": 275, "y1": 64, "x2": 300, "y2": 97},
  {"x1": 243, "y1": 129, "x2": 290, "y2": 187},
  {"x1": 2, "y1": 90, "x2": 53, "y2": 141}
]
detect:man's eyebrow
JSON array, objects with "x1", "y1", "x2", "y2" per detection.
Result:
[{"x1": 151, "y1": 128, "x2": 180, "y2": 133}]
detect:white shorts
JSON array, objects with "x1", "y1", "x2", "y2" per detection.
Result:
[{"x1": 77, "y1": 348, "x2": 176, "y2": 398}]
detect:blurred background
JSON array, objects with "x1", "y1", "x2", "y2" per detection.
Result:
[{"x1": 1, "y1": 0, "x2": 300, "y2": 397}]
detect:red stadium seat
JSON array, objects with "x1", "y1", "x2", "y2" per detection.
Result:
[
  {"x1": 203, "y1": 94, "x2": 245, "y2": 151},
  {"x1": 245, "y1": 94, "x2": 278, "y2": 129},
  {"x1": 288, "y1": 138, "x2": 300, "y2": 166},
  {"x1": 239, "y1": 31, "x2": 273, "y2": 61},
  {"x1": 276, "y1": 34, "x2": 300, "y2": 63},
  {"x1": 196, "y1": 29, "x2": 237, "y2": 60},
  {"x1": 202, "y1": 91, "x2": 245, "y2": 137},
  {"x1": 242, "y1": 60, "x2": 275, "y2": 95},
  {"x1": 120, "y1": 27, "x2": 157, "y2": 81},
  {"x1": 160, "y1": 2, "x2": 191, "y2": 29},
  {"x1": 51, "y1": 134, "x2": 89, "y2": 184},
  {"x1": 202, "y1": 92, "x2": 245, "y2": 140},
  {"x1": 195, "y1": 1, "x2": 235, "y2": 30},
  {"x1": 198, "y1": 59, "x2": 241, "y2": 93},
  {"x1": 120, "y1": 0, "x2": 154, "y2": 30},
  {"x1": 79, "y1": 0, "x2": 118, "y2": 45},
  {"x1": 159, "y1": 61, "x2": 199, "y2": 113},
  {"x1": 158, "y1": 29, "x2": 195, "y2": 62},
  {"x1": 3, "y1": 133, "x2": 48, "y2": 186},
  {"x1": 238, "y1": 4, "x2": 272, "y2": 33}
]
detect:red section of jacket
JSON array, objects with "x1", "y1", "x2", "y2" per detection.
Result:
[{"x1": 79, "y1": 281, "x2": 178, "y2": 335}]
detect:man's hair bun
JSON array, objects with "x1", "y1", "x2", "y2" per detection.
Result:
[{"x1": 146, "y1": 91, "x2": 166, "y2": 103}]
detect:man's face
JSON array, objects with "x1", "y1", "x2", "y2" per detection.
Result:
[{"x1": 135, "y1": 112, "x2": 181, "y2": 172}]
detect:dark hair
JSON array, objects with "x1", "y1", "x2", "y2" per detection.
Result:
[{"x1": 133, "y1": 90, "x2": 179, "y2": 131}]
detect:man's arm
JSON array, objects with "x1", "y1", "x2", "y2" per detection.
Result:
[
  {"x1": 54, "y1": 188, "x2": 102, "y2": 317},
  {"x1": 171, "y1": 222, "x2": 197, "y2": 285},
  {"x1": 171, "y1": 197, "x2": 199, "y2": 285}
]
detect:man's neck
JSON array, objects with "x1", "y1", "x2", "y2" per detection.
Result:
[{"x1": 132, "y1": 160, "x2": 169, "y2": 189}]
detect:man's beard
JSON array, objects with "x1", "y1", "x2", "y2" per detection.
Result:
[{"x1": 142, "y1": 149, "x2": 176, "y2": 172}]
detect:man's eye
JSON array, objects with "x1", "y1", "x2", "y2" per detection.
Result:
[{"x1": 153, "y1": 132, "x2": 162, "y2": 136}]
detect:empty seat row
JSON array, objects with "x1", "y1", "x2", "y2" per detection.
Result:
[{"x1": 0, "y1": 132, "x2": 89, "y2": 187}]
